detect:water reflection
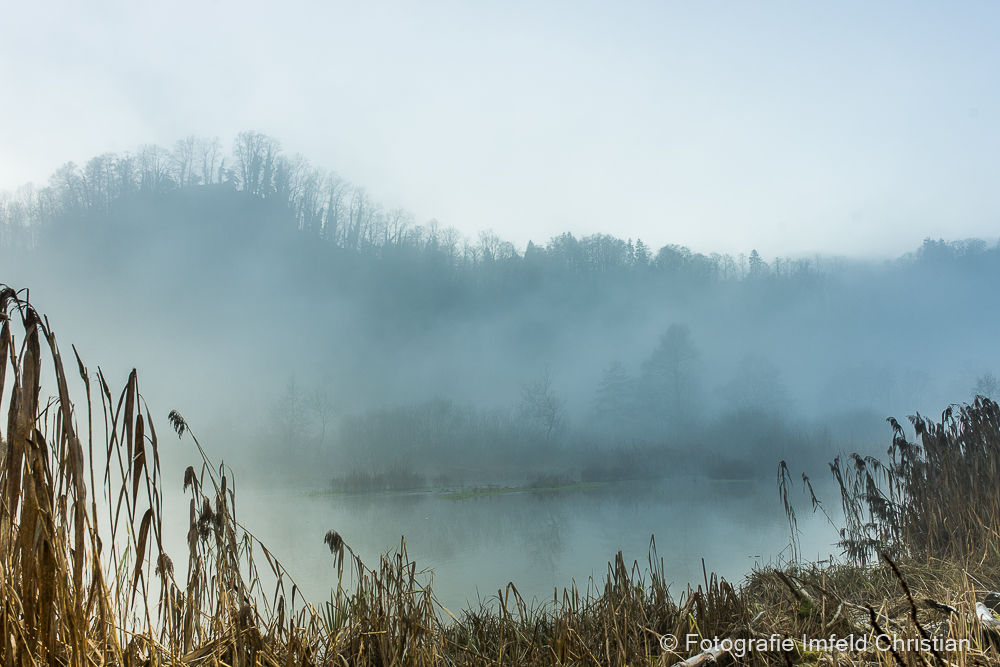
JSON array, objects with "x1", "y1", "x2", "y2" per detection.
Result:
[{"x1": 162, "y1": 477, "x2": 841, "y2": 613}]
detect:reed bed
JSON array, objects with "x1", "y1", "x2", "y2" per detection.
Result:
[{"x1": 5, "y1": 284, "x2": 1000, "y2": 665}]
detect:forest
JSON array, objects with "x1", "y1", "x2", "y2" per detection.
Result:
[{"x1": 2, "y1": 132, "x2": 998, "y2": 487}]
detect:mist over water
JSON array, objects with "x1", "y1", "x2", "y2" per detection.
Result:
[
  {"x1": 5, "y1": 9, "x2": 1000, "y2": 666},
  {"x1": 2, "y1": 137, "x2": 999, "y2": 606},
  {"x1": 159, "y1": 478, "x2": 841, "y2": 613}
]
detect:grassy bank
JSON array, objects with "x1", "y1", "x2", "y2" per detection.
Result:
[
  {"x1": 323, "y1": 468, "x2": 609, "y2": 499},
  {"x1": 441, "y1": 480, "x2": 607, "y2": 500},
  {"x1": 4, "y1": 286, "x2": 1000, "y2": 665}
]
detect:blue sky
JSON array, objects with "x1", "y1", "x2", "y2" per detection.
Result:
[{"x1": 2, "y1": 0, "x2": 998, "y2": 257}]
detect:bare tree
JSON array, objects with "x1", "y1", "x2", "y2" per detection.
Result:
[
  {"x1": 478, "y1": 229, "x2": 504, "y2": 262},
  {"x1": 198, "y1": 137, "x2": 222, "y2": 185},
  {"x1": 346, "y1": 187, "x2": 371, "y2": 250},
  {"x1": 271, "y1": 375, "x2": 309, "y2": 449},
  {"x1": 0, "y1": 184, "x2": 40, "y2": 250},
  {"x1": 519, "y1": 365, "x2": 566, "y2": 444},
  {"x1": 384, "y1": 207, "x2": 412, "y2": 246},
  {"x1": 308, "y1": 387, "x2": 340, "y2": 448},
  {"x1": 82, "y1": 153, "x2": 117, "y2": 212},
  {"x1": 440, "y1": 226, "x2": 462, "y2": 264},
  {"x1": 232, "y1": 131, "x2": 281, "y2": 196},
  {"x1": 974, "y1": 371, "x2": 999, "y2": 401},
  {"x1": 290, "y1": 162, "x2": 326, "y2": 235},
  {"x1": 48, "y1": 162, "x2": 84, "y2": 214},
  {"x1": 171, "y1": 136, "x2": 198, "y2": 186},
  {"x1": 114, "y1": 153, "x2": 139, "y2": 198},
  {"x1": 137, "y1": 144, "x2": 173, "y2": 193},
  {"x1": 321, "y1": 173, "x2": 350, "y2": 244}
]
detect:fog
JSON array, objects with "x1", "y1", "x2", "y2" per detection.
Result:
[
  {"x1": 2, "y1": 137, "x2": 998, "y2": 496},
  {"x1": 5, "y1": 2, "x2": 1000, "y2": 258},
  {"x1": 3, "y1": 0, "x2": 1000, "y2": 632}
]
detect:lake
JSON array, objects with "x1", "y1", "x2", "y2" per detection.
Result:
[{"x1": 162, "y1": 477, "x2": 842, "y2": 614}]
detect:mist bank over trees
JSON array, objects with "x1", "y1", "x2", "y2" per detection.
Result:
[{"x1": 1, "y1": 132, "x2": 998, "y2": 485}]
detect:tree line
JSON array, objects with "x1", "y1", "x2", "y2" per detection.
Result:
[
  {"x1": 302, "y1": 322, "x2": 826, "y2": 483},
  {"x1": 0, "y1": 131, "x2": 887, "y2": 285}
]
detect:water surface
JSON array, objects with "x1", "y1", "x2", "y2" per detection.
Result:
[{"x1": 165, "y1": 477, "x2": 841, "y2": 613}]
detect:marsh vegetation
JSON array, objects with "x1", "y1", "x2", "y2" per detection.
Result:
[{"x1": 6, "y1": 286, "x2": 1000, "y2": 665}]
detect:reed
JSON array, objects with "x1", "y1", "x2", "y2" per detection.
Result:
[
  {"x1": 0, "y1": 286, "x2": 326, "y2": 665},
  {"x1": 832, "y1": 399, "x2": 1000, "y2": 565},
  {"x1": 4, "y1": 283, "x2": 1000, "y2": 665}
]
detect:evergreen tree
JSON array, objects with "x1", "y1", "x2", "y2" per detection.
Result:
[
  {"x1": 593, "y1": 361, "x2": 632, "y2": 438},
  {"x1": 748, "y1": 249, "x2": 766, "y2": 278},
  {"x1": 639, "y1": 325, "x2": 702, "y2": 431}
]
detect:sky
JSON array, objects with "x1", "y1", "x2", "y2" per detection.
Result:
[{"x1": 2, "y1": 0, "x2": 998, "y2": 258}]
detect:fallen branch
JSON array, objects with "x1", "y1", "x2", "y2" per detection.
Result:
[{"x1": 774, "y1": 571, "x2": 815, "y2": 617}]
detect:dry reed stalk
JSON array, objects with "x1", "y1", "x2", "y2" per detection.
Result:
[{"x1": 5, "y1": 282, "x2": 1000, "y2": 666}]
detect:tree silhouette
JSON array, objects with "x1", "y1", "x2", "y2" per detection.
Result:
[
  {"x1": 639, "y1": 325, "x2": 702, "y2": 431},
  {"x1": 719, "y1": 353, "x2": 787, "y2": 413},
  {"x1": 519, "y1": 365, "x2": 565, "y2": 444},
  {"x1": 974, "y1": 371, "x2": 999, "y2": 401},
  {"x1": 593, "y1": 361, "x2": 632, "y2": 438}
]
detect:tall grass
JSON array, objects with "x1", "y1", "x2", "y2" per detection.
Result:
[
  {"x1": 0, "y1": 286, "x2": 323, "y2": 664},
  {"x1": 5, "y1": 283, "x2": 1000, "y2": 665},
  {"x1": 0, "y1": 286, "x2": 750, "y2": 665},
  {"x1": 833, "y1": 398, "x2": 1000, "y2": 565}
]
